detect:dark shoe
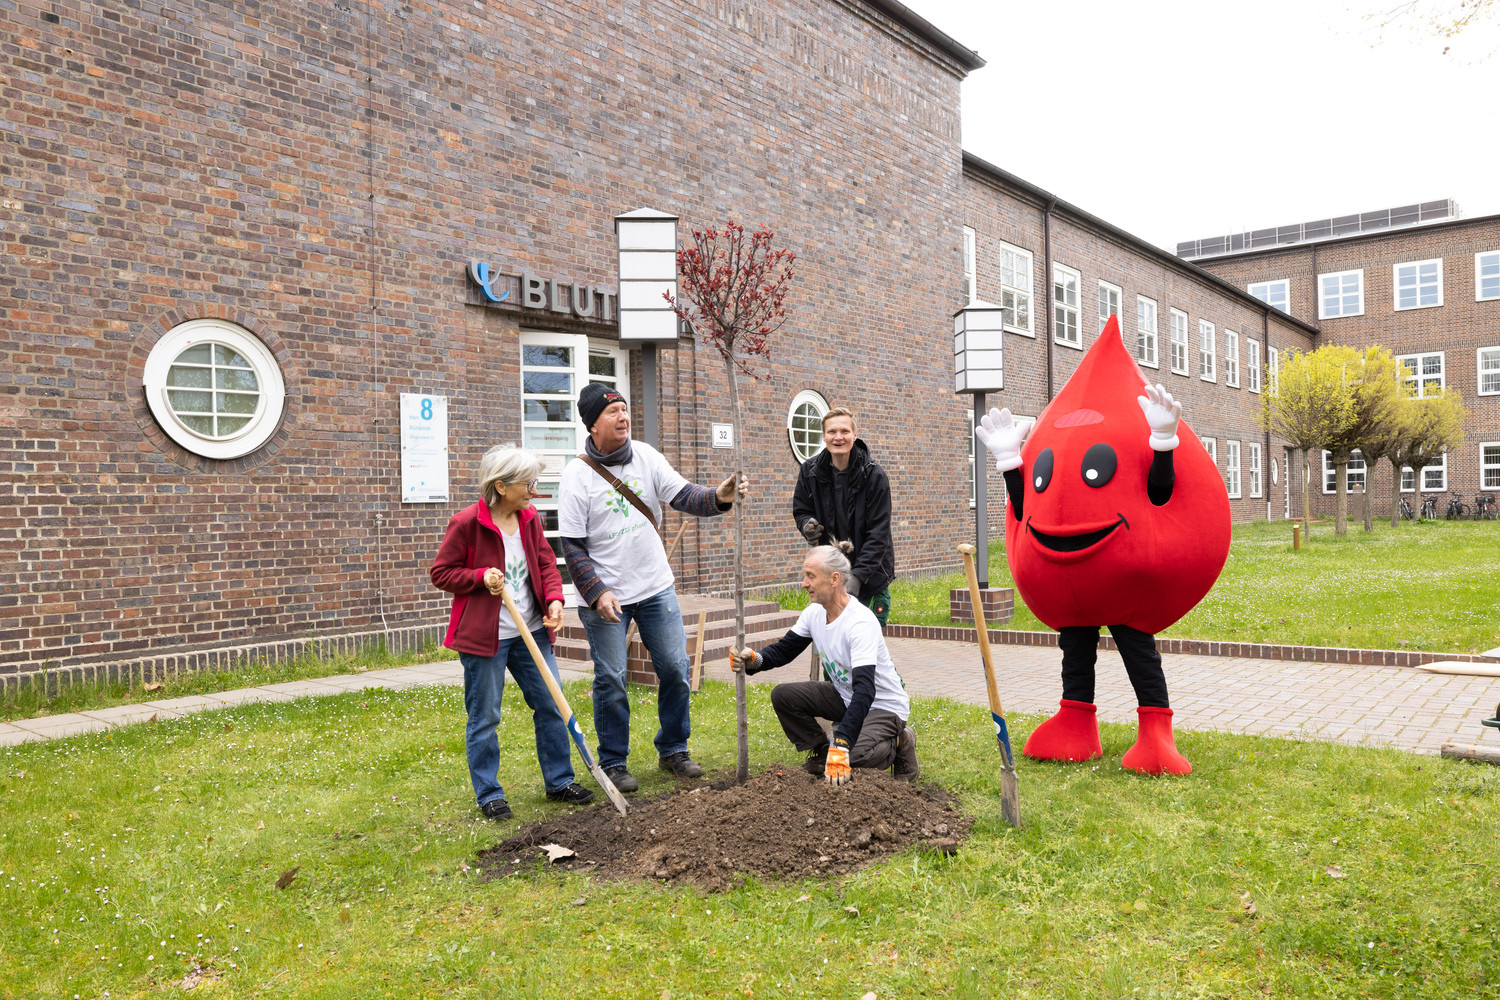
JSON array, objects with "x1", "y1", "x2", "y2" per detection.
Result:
[
  {"x1": 894, "y1": 726, "x2": 920, "y2": 782},
  {"x1": 480, "y1": 799, "x2": 512, "y2": 821},
  {"x1": 545, "y1": 782, "x2": 595, "y2": 805},
  {"x1": 603, "y1": 766, "x2": 639, "y2": 793},
  {"x1": 801, "y1": 744, "x2": 829, "y2": 777},
  {"x1": 658, "y1": 751, "x2": 703, "y2": 778}
]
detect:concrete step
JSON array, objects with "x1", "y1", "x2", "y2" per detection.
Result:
[{"x1": 553, "y1": 594, "x2": 799, "y2": 663}]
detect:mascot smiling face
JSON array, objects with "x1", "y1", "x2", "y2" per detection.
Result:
[{"x1": 1004, "y1": 317, "x2": 1230, "y2": 635}]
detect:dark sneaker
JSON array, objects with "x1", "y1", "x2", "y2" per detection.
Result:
[
  {"x1": 545, "y1": 782, "x2": 595, "y2": 805},
  {"x1": 480, "y1": 799, "x2": 512, "y2": 821},
  {"x1": 658, "y1": 752, "x2": 703, "y2": 779},
  {"x1": 603, "y1": 766, "x2": 639, "y2": 793},
  {"x1": 802, "y1": 745, "x2": 829, "y2": 777},
  {"x1": 894, "y1": 726, "x2": 920, "y2": 782}
]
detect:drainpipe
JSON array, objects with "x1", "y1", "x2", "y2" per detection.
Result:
[
  {"x1": 1042, "y1": 196, "x2": 1058, "y2": 400},
  {"x1": 1263, "y1": 306, "x2": 1272, "y2": 522}
]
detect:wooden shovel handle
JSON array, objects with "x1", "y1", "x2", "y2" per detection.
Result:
[
  {"x1": 957, "y1": 544, "x2": 1006, "y2": 720},
  {"x1": 500, "y1": 586, "x2": 575, "y2": 725}
]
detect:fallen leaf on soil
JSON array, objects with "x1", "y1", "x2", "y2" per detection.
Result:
[
  {"x1": 1324, "y1": 865, "x2": 1346, "y2": 878},
  {"x1": 795, "y1": 895, "x2": 810, "y2": 902},
  {"x1": 146, "y1": 713, "x2": 157, "y2": 723},
  {"x1": 65, "y1": 811, "x2": 79, "y2": 822},
  {"x1": 862, "y1": 993, "x2": 878, "y2": 1000},
  {"x1": 571, "y1": 897, "x2": 587, "y2": 906},
  {"x1": 223, "y1": 723, "x2": 233, "y2": 732},
  {"x1": 1240, "y1": 891, "x2": 1257, "y2": 915},
  {"x1": 275, "y1": 866, "x2": 299, "y2": 890},
  {"x1": 256, "y1": 820, "x2": 265, "y2": 830},
  {"x1": 541, "y1": 844, "x2": 576, "y2": 863},
  {"x1": 339, "y1": 909, "x2": 351, "y2": 925},
  {"x1": 144, "y1": 683, "x2": 164, "y2": 693},
  {"x1": 843, "y1": 905, "x2": 860, "y2": 917}
]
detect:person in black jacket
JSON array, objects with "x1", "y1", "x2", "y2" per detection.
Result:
[{"x1": 791, "y1": 407, "x2": 895, "y2": 625}]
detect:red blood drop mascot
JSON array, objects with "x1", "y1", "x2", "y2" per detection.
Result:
[{"x1": 975, "y1": 316, "x2": 1230, "y2": 775}]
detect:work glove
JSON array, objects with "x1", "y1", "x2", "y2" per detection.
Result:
[
  {"x1": 1137, "y1": 383, "x2": 1182, "y2": 451},
  {"x1": 825, "y1": 739, "x2": 851, "y2": 786},
  {"x1": 800, "y1": 519, "x2": 824, "y2": 545},
  {"x1": 975, "y1": 407, "x2": 1027, "y2": 473},
  {"x1": 728, "y1": 646, "x2": 763, "y2": 674}
]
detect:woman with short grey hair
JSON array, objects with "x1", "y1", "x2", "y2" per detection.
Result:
[{"x1": 431, "y1": 444, "x2": 595, "y2": 820}]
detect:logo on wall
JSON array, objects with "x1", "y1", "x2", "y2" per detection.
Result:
[{"x1": 466, "y1": 260, "x2": 617, "y2": 326}]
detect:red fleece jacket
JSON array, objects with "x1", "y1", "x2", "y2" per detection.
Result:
[{"x1": 430, "y1": 503, "x2": 565, "y2": 656}]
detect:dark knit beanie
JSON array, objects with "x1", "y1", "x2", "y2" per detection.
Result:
[{"x1": 578, "y1": 382, "x2": 627, "y2": 430}]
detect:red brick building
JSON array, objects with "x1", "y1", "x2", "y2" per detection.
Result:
[{"x1": 0, "y1": 0, "x2": 1417, "y2": 689}]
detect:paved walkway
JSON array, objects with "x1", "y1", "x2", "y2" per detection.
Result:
[{"x1": 4, "y1": 640, "x2": 1499, "y2": 756}]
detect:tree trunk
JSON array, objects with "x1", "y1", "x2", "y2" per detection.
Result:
[
  {"x1": 1389, "y1": 457, "x2": 1401, "y2": 528},
  {"x1": 724, "y1": 356, "x2": 749, "y2": 784},
  {"x1": 1362, "y1": 475, "x2": 1374, "y2": 533},
  {"x1": 1334, "y1": 458, "x2": 1347, "y2": 537}
]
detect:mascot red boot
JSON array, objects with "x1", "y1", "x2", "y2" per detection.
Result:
[{"x1": 975, "y1": 316, "x2": 1230, "y2": 775}]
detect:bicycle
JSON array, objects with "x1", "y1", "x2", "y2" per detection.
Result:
[
  {"x1": 1420, "y1": 495, "x2": 1439, "y2": 519},
  {"x1": 1445, "y1": 493, "x2": 1466, "y2": 519},
  {"x1": 1398, "y1": 497, "x2": 1414, "y2": 520},
  {"x1": 1475, "y1": 494, "x2": 1497, "y2": 520}
]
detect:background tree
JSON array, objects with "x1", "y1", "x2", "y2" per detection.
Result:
[
  {"x1": 1326, "y1": 346, "x2": 1407, "y2": 535},
  {"x1": 1390, "y1": 390, "x2": 1468, "y2": 519},
  {"x1": 668, "y1": 221, "x2": 797, "y2": 784},
  {"x1": 1260, "y1": 347, "x2": 1357, "y2": 540}
]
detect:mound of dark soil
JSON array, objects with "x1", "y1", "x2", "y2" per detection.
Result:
[{"x1": 480, "y1": 765, "x2": 973, "y2": 892}]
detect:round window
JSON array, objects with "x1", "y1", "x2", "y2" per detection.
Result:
[
  {"x1": 142, "y1": 319, "x2": 286, "y2": 460},
  {"x1": 787, "y1": 389, "x2": 828, "y2": 463}
]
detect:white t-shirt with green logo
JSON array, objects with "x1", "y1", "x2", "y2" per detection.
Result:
[
  {"x1": 496, "y1": 528, "x2": 542, "y2": 639},
  {"x1": 557, "y1": 441, "x2": 689, "y2": 606},
  {"x1": 792, "y1": 600, "x2": 909, "y2": 719}
]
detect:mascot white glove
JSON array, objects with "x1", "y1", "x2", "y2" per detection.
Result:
[
  {"x1": 1137, "y1": 383, "x2": 1182, "y2": 452},
  {"x1": 974, "y1": 406, "x2": 1027, "y2": 473}
]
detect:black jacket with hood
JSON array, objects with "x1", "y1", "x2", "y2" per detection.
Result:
[{"x1": 791, "y1": 439, "x2": 894, "y2": 596}]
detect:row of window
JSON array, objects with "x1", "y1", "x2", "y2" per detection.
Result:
[
  {"x1": 1249, "y1": 251, "x2": 1500, "y2": 320},
  {"x1": 1197, "y1": 438, "x2": 1263, "y2": 500},
  {"x1": 1319, "y1": 444, "x2": 1500, "y2": 494},
  {"x1": 1393, "y1": 349, "x2": 1500, "y2": 397},
  {"x1": 961, "y1": 229, "x2": 1284, "y2": 393}
]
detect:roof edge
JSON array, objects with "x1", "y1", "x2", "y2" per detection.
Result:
[
  {"x1": 961, "y1": 151, "x2": 1321, "y2": 337},
  {"x1": 1182, "y1": 210, "x2": 1500, "y2": 264},
  {"x1": 854, "y1": 0, "x2": 985, "y2": 73}
]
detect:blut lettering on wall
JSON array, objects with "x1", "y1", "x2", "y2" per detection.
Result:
[{"x1": 467, "y1": 261, "x2": 616, "y2": 326}]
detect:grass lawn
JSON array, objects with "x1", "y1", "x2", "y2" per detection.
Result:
[
  {"x1": 775, "y1": 519, "x2": 1500, "y2": 654},
  {"x1": 3, "y1": 681, "x2": 1497, "y2": 998}
]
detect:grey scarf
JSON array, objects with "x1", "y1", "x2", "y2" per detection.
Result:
[{"x1": 585, "y1": 436, "x2": 633, "y2": 467}]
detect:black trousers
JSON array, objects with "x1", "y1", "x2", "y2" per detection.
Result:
[
  {"x1": 768, "y1": 681, "x2": 906, "y2": 768},
  {"x1": 1058, "y1": 624, "x2": 1169, "y2": 708}
]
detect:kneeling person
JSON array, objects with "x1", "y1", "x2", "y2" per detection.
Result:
[{"x1": 729, "y1": 546, "x2": 918, "y2": 785}]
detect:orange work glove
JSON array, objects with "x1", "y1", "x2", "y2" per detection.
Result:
[{"x1": 825, "y1": 739, "x2": 851, "y2": 786}]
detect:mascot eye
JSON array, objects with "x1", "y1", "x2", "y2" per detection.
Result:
[
  {"x1": 1032, "y1": 448, "x2": 1054, "y2": 492},
  {"x1": 1080, "y1": 443, "x2": 1116, "y2": 487}
]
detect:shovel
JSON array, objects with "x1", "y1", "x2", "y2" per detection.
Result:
[
  {"x1": 958, "y1": 543, "x2": 1021, "y2": 828},
  {"x1": 500, "y1": 585, "x2": 630, "y2": 816}
]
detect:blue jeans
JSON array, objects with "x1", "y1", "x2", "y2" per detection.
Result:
[
  {"x1": 579, "y1": 585, "x2": 692, "y2": 770},
  {"x1": 459, "y1": 630, "x2": 574, "y2": 808}
]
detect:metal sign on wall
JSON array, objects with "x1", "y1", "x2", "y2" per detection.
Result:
[
  {"x1": 466, "y1": 261, "x2": 618, "y2": 330},
  {"x1": 400, "y1": 393, "x2": 449, "y2": 503}
]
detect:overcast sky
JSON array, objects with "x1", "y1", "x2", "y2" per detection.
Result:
[{"x1": 905, "y1": 0, "x2": 1497, "y2": 252}]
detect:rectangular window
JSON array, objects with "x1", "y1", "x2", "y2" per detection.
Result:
[
  {"x1": 1398, "y1": 352, "x2": 1445, "y2": 397},
  {"x1": 1098, "y1": 280, "x2": 1122, "y2": 330},
  {"x1": 1401, "y1": 466, "x2": 1415, "y2": 492},
  {"x1": 1248, "y1": 279, "x2": 1290, "y2": 313},
  {"x1": 1247, "y1": 339, "x2": 1262, "y2": 393},
  {"x1": 1054, "y1": 264, "x2": 1081, "y2": 348},
  {"x1": 1268, "y1": 346, "x2": 1280, "y2": 396},
  {"x1": 1482, "y1": 442, "x2": 1500, "y2": 490},
  {"x1": 998, "y1": 242, "x2": 1034, "y2": 336},
  {"x1": 1394, "y1": 258, "x2": 1443, "y2": 310},
  {"x1": 1224, "y1": 331, "x2": 1239, "y2": 387},
  {"x1": 1249, "y1": 442, "x2": 1263, "y2": 498},
  {"x1": 1479, "y1": 347, "x2": 1500, "y2": 395},
  {"x1": 1200, "y1": 436, "x2": 1217, "y2": 466},
  {"x1": 1478, "y1": 251, "x2": 1500, "y2": 302},
  {"x1": 1226, "y1": 440, "x2": 1242, "y2": 498},
  {"x1": 1136, "y1": 296, "x2": 1158, "y2": 368},
  {"x1": 1322, "y1": 449, "x2": 1366, "y2": 494},
  {"x1": 1199, "y1": 320, "x2": 1216, "y2": 381},
  {"x1": 1318, "y1": 269, "x2": 1364, "y2": 318},
  {"x1": 962, "y1": 226, "x2": 977, "y2": 303},
  {"x1": 1423, "y1": 453, "x2": 1447, "y2": 491},
  {"x1": 1169, "y1": 309, "x2": 1190, "y2": 374}
]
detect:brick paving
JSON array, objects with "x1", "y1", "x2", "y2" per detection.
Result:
[{"x1": 4, "y1": 640, "x2": 1499, "y2": 757}]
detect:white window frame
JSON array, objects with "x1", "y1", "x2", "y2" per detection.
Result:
[
  {"x1": 1398, "y1": 352, "x2": 1445, "y2": 398},
  {"x1": 1169, "y1": 308, "x2": 1190, "y2": 375},
  {"x1": 1224, "y1": 331, "x2": 1239, "y2": 388},
  {"x1": 1268, "y1": 346, "x2": 1280, "y2": 397},
  {"x1": 1478, "y1": 347, "x2": 1500, "y2": 396},
  {"x1": 1249, "y1": 442, "x2": 1262, "y2": 498},
  {"x1": 1136, "y1": 295, "x2": 1158, "y2": 368},
  {"x1": 998, "y1": 241, "x2": 1035, "y2": 336},
  {"x1": 1199, "y1": 319, "x2": 1216, "y2": 382},
  {"x1": 1477, "y1": 251, "x2": 1500, "y2": 302},
  {"x1": 1322, "y1": 449, "x2": 1366, "y2": 494},
  {"x1": 787, "y1": 389, "x2": 828, "y2": 463},
  {"x1": 1098, "y1": 280, "x2": 1122, "y2": 330},
  {"x1": 141, "y1": 318, "x2": 286, "y2": 461},
  {"x1": 1401, "y1": 466, "x2": 1415, "y2": 492},
  {"x1": 1053, "y1": 264, "x2": 1082, "y2": 349},
  {"x1": 1226, "y1": 440, "x2": 1242, "y2": 498},
  {"x1": 1394, "y1": 258, "x2": 1443, "y2": 311},
  {"x1": 1200, "y1": 436, "x2": 1216, "y2": 467},
  {"x1": 1422, "y1": 453, "x2": 1448, "y2": 492},
  {"x1": 1482, "y1": 442, "x2": 1500, "y2": 490},
  {"x1": 1318, "y1": 269, "x2": 1364, "y2": 319},
  {"x1": 1247, "y1": 339, "x2": 1261, "y2": 393},
  {"x1": 962, "y1": 226, "x2": 977, "y2": 303},
  {"x1": 1248, "y1": 279, "x2": 1290, "y2": 314}
]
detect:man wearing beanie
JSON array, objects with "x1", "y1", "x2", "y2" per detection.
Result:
[{"x1": 558, "y1": 382, "x2": 749, "y2": 790}]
